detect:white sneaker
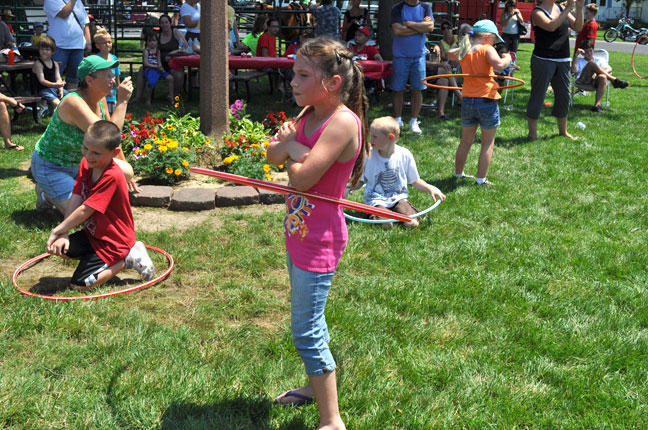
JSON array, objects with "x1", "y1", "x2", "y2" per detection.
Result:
[
  {"x1": 125, "y1": 241, "x2": 155, "y2": 281},
  {"x1": 410, "y1": 120, "x2": 422, "y2": 135},
  {"x1": 35, "y1": 184, "x2": 53, "y2": 210},
  {"x1": 396, "y1": 117, "x2": 403, "y2": 130}
]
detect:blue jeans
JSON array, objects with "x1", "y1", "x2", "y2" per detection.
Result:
[
  {"x1": 391, "y1": 56, "x2": 427, "y2": 91},
  {"x1": 461, "y1": 97, "x2": 500, "y2": 129},
  {"x1": 287, "y1": 254, "x2": 337, "y2": 376},
  {"x1": 52, "y1": 48, "x2": 85, "y2": 86},
  {"x1": 31, "y1": 151, "x2": 78, "y2": 202}
]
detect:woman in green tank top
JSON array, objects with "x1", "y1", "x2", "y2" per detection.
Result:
[{"x1": 32, "y1": 55, "x2": 138, "y2": 214}]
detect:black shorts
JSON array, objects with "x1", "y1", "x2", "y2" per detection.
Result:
[{"x1": 65, "y1": 230, "x2": 108, "y2": 287}]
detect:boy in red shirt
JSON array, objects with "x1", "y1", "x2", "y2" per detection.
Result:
[
  {"x1": 46, "y1": 121, "x2": 154, "y2": 291},
  {"x1": 256, "y1": 17, "x2": 280, "y2": 57},
  {"x1": 348, "y1": 26, "x2": 382, "y2": 61},
  {"x1": 575, "y1": 4, "x2": 598, "y2": 49}
]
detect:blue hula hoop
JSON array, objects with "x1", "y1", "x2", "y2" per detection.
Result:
[{"x1": 343, "y1": 199, "x2": 443, "y2": 224}]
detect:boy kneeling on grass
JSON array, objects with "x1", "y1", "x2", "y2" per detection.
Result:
[
  {"x1": 353, "y1": 116, "x2": 446, "y2": 229},
  {"x1": 46, "y1": 120, "x2": 154, "y2": 291}
]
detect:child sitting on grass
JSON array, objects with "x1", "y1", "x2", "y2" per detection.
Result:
[
  {"x1": 46, "y1": 121, "x2": 154, "y2": 291},
  {"x1": 32, "y1": 36, "x2": 66, "y2": 111},
  {"x1": 357, "y1": 116, "x2": 445, "y2": 228},
  {"x1": 142, "y1": 33, "x2": 174, "y2": 106}
]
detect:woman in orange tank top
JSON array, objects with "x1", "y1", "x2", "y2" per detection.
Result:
[{"x1": 447, "y1": 20, "x2": 512, "y2": 186}]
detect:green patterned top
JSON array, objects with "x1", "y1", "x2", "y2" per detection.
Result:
[{"x1": 35, "y1": 92, "x2": 105, "y2": 167}]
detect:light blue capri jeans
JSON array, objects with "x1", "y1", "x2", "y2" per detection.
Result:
[
  {"x1": 526, "y1": 55, "x2": 571, "y2": 120},
  {"x1": 287, "y1": 254, "x2": 337, "y2": 377},
  {"x1": 31, "y1": 151, "x2": 78, "y2": 203}
]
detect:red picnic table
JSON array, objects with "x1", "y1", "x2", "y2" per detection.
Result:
[{"x1": 169, "y1": 55, "x2": 392, "y2": 80}]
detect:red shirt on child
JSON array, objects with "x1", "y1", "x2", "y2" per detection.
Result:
[
  {"x1": 73, "y1": 158, "x2": 136, "y2": 266},
  {"x1": 576, "y1": 19, "x2": 598, "y2": 49},
  {"x1": 256, "y1": 32, "x2": 277, "y2": 57},
  {"x1": 348, "y1": 44, "x2": 380, "y2": 60}
]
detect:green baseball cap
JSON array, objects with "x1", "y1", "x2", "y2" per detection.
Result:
[{"x1": 78, "y1": 55, "x2": 119, "y2": 81}]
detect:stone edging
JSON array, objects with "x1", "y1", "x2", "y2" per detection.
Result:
[{"x1": 130, "y1": 185, "x2": 284, "y2": 211}]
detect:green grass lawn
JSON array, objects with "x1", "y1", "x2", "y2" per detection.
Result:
[{"x1": 1, "y1": 44, "x2": 648, "y2": 429}]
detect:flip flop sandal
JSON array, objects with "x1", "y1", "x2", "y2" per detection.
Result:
[
  {"x1": 4, "y1": 144, "x2": 24, "y2": 151},
  {"x1": 274, "y1": 389, "x2": 314, "y2": 407}
]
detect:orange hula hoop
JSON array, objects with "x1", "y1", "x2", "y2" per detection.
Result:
[
  {"x1": 632, "y1": 34, "x2": 648, "y2": 79},
  {"x1": 421, "y1": 73, "x2": 526, "y2": 91}
]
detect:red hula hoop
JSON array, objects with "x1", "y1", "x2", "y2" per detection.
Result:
[
  {"x1": 422, "y1": 73, "x2": 526, "y2": 91},
  {"x1": 632, "y1": 34, "x2": 648, "y2": 79},
  {"x1": 12, "y1": 244, "x2": 174, "y2": 301}
]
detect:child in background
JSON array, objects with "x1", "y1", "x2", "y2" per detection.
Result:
[
  {"x1": 30, "y1": 22, "x2": 45, "y2": 46},
  {"x1": 142, "y1": 33, "x2": 174, "y2": 106},
  {"x1": 256, "y1": 17, "x2": 280, "y2": 57},
  {"x1": 448, "y1": 20, "x2": 511, "y2": 186},
  {"x1": 267, "y1": 38, "x2": 371, "y2": 430},
  {"x1": 574, "y1": 3, "x2": 598, "y2": 50},
  {"x1": 46, "y1": 121, "x2": 154, "y2": 291},
  {"x1": 358, "y1": 116, "x2": 445, "y2": 228},
  {"x1": 242, "y1": 15, "x2": 267, "y2": 56},
  {"x1": 94, "y1": 30, "x2": 120, "y2": 114},
  {"x1": 32, "y1": 36, "x2": 66, "y2": 111}
]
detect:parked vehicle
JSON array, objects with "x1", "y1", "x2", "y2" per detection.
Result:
[{"x1": 604, "y1": 16, "x2": 648, "y2": 43}]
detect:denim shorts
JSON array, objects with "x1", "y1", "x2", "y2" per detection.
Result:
[
  {"x1": 391, "y1": 56, "x2": 427, "y2": 91},
  {"x1": 461, "y1": 97, "x2": 500, "y2": 129},
  {"x1": 31, "y1": 151, "x2": 78, "y2": 203},
  {"x1": 40, "y1": 88, "x2": 65, "y2": 103},
  {"x1": 287, "y1": 254, "x2": 337, "y2": 377}
]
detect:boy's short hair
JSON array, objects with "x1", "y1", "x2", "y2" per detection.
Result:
[
  {"x1": 585, "y1": 4, "x2": 599, "y2": 14},
  {"x1": 93, "y1": 29, "x2": 112, "y2": 44},
  {"x1": 371, "y1": 116, "x2": 400, "y2": 139},
  {"x1": 38, "y1": 35, "x2": 56, "y2": 52},
  {"x1": 580, "y1": 40, "x2": 594, "y2": 50},
  {"x1": 86, "y1": 120, "x2": 122, "y2": 150}
]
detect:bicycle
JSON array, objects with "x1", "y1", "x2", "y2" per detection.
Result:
[{"x1": 604, "y1": 16, "x2": 648, "y2": 43}]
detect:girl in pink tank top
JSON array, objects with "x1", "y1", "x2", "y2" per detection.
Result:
[{"x1": 267, "y1": 38, "x2": 370, "y2": 429}]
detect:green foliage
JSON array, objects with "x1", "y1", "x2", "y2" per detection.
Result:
[{"x1": 121, "y1": 108, "x2": 213, "y2": 185}]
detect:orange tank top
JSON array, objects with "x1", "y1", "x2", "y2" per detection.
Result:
[{"x1": 459, "y1": 44, "x2": 500, "y2": 100}]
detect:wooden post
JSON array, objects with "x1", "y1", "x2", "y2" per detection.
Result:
[
  {"x1": 199, "y1": 0, "x2": 229, "y2": 139},
  {"x1": 377, "y1": 1, "x2": 399, "y2": 61}
]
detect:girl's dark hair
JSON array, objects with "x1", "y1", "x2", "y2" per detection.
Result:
[
  {"x1": 159, "y1": 13, "x2": 172, "y2": 26},
  {"x1": 504, "y1": 0, "x2": 516, "y2": 12},
  {"x1": 252, "y1": 15, "x2": 267, "y2": 37},
  {"x1": 295, "y1": 37, "x2": 369, "y2": 187},
  {"x1": 38, "y1": 35, "x2": 56, "y2": 52}
]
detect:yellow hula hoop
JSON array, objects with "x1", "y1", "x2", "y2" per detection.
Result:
[{"x1": 421, "y1": 73, "x2": 526, "y2": 91}]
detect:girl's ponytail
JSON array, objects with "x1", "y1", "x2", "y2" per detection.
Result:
[
  {"x1": 457, "y1": 33, "x2": 472, "y2": 60},
  {"x1": 346, "y1": 59, "x2": 369, "y2": 188}
]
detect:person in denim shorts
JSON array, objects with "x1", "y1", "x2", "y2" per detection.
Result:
[
  {"x1": 447, "y1": 20, "x2": 512, "y2": 186},
  {"x1": 390, "y1": 0, "x2": 434, "y2": 135}
]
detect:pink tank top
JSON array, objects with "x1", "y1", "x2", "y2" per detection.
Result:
[{"x1": 284, "y1": 109, "x2": 362, "y2": 273}]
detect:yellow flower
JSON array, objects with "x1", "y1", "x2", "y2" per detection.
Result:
[
  {"x1": 251, "y1": 143, "x2": 260, "y2": 148},
  {"x1": 263, "y1": 164, "x2": 271, "y2": 173},
  {"x1": 182, "y1": 147, "x2": 189, "y2": 151},
  {"x1": 278, "y1": 164, "x2": 284, "y2": 169},
  {"x1": 154, "y1": 140, "x2": 162, "y2": 145},
  {"x1": 205, "y1": 138, "x2": 211, "y2": 144},
  {"x1": 166, "y1": 167, "x2": 173, "y2": 174},
  {"x1": 167, "y1": 140, "x2": 178, "y2": 149},
  {"x1": 144, "y1": 143, "x2": 152, "y2": 150},
  {"x1": 174, "y1": 102, "x2": 179, "y2": 108},
  {"x1": 261, "y1": 151, "x2": 267, "y2": 157},
  {"x1": 174, "y1": 95, "x2": 180, "y2": 101},
  {"x1": 161, "y1": 132, "x2": 166, "y2": 138},
  {"x1": 263, "y1": 141, "x2": 270, "y2": 147},
  {"x1": 182, "y1": 160, "x2": 189, "y2": 167},
  {"x1": 174, "y1": 169, "x2": 181, "y2": 176},
  {"x1": 159, "y1": 145, "x2": 168, "y2": 152},
  {"x1": 167, "y1": 125, "x2": 174, "y2": 130},
  {"x1": 265, "y1": 173, "x2": 272, "y2": 180},
  {"x1": 223, "y1": 156, "x2": 233, "y2": 164},
  {"x1": 196, "y1": 146, "x2": 201, "y2": 152}
]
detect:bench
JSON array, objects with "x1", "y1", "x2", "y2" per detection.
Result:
[
  {"x1": 230, "y1": 70, "x2": 269, "y2": 101},
  {"x1": 15, "y1": 96, "x2": 45, "y2": 125}
]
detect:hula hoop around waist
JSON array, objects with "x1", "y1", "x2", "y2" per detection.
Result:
[{"x1": 422, "y1": 73, "x2": 525, "y2": 91}]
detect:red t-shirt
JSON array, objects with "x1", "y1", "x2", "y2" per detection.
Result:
[
  {"x1": 256, "y1": 32, "x2": 277, "y2": 57},
  {"x1": 283, "y1": 43, "x2": 300, "y2": 57},
  {"x1": 349, "y1": 44, "x2": 380, "y2": 60},
  {"x1": 575, "y1": 19, "x2": 598, "y2": 49},
  {"x1": 73, "y1": 158, "x2": 136, "y2": 266}
]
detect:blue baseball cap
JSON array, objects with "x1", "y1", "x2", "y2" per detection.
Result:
[
  {"x1": 472, "y1": 20, "x2": 505, "y2": 44},
  {"x1": 33, "y1": 21, "x2": 44, "y2": 29}
]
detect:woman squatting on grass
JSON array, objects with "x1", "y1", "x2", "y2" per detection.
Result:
[
  {"x1": 448, "y1": 20, "x2": 512, "y2": 186},
  {"x1": 266, "y1": 37, "x2": 370, "y2": 430}
]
